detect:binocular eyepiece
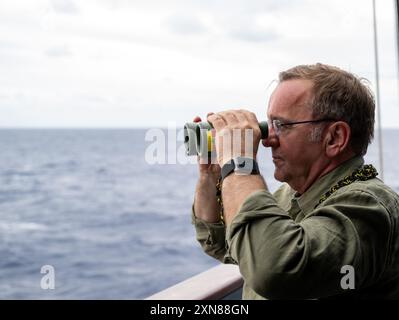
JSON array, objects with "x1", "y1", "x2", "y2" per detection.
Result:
[{"x1": 183, "y1": 121, "x2": 269, "y2": 157}]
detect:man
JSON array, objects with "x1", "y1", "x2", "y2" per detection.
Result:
[{"x1": 192, "y1": 63, "x2": 399, "y2": 299}]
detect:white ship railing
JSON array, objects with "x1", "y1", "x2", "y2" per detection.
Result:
[{"x1": 146, "y1": 264, "x2": 243, "y2": 300}]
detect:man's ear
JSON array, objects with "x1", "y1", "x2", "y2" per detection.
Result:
[{"x1": 324, "y1": 121, "x2": 351, "y2": 158}]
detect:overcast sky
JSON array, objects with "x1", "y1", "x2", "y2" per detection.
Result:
[{"x1": 0, "y1": 0, "x2": 398, "y2": 128}]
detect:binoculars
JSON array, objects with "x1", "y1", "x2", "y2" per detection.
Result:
[{"x1": 184, "y1": 121, "x2": 269, "y2": 157}]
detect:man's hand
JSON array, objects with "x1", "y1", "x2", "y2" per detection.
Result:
[
  {"x1": 207, "y1": 109, "x2": 262, "y2": 166},
  {"x1": 193, "y1": 115, "x2": 221, "y2": 183},
  {"x1": 193, "y1": 115, "x2": 221, "y2": 223},
  {"x1": 207, "y1": 109, "x2": 267, "y2": 225}
]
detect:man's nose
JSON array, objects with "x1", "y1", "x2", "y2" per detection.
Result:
[{"x1": 262, "y1": 130, "x2": 279, "y2": 148}]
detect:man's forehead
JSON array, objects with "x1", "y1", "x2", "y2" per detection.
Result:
[{"x1": 268, "y1": 79, "x2": 314, "y2": 116}]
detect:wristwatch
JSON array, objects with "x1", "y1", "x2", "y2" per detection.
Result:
[{"x1": 221, "y1": 157, "x2": 260, "y2": 181}]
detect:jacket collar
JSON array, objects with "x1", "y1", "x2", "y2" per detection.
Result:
[{"x1": 292, "y1": 156, "x2": 365, "y2": 218}]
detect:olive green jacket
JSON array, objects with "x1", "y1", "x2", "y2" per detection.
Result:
[{"x1": 192, "y1": 157, "x2": 399, "y2": 299}]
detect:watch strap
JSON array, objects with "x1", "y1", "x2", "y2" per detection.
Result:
[
  {"x1": 221, "y1": 160, "x2": 235, "y2": 181},
  {"x1": 221, "y1": 158, "x2": 260, "y2": 181}
]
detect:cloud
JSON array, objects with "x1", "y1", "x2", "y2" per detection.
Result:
[
  {"x1": 163, "y1": 14, "x2": 208, "y2": 36},
  {"x1": 163, "y1": 10, "x2": 279, "y2": 44},
  {"x1": 0, "y1": 40, "x2": 20, "y2": 50},
  {"x1": 230, "y1": 29, "x2": 278, "y2": 43},
  {"x1": 45, "y1": 45, "x2": 72, "y2": 58},
  {"x1": 0, "y1": 91, "x2": 28, "y2": 107},
  {"x1": 51, "y1": 0, "x2": 78, "y2": 15},
  {"x1": 228, "y1": 21, "x2": 279, "y2": 43},
  {"x1": 0, "y1": 0, "x2": 397, "y2": 128}
]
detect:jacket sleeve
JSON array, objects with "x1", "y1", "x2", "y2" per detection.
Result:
[
  {"x1": 191, "y1": 207, "x2": 228, "y2": 262},
  {"x1": 225, "y1": 188, "x2": 392, "y2": 299}
]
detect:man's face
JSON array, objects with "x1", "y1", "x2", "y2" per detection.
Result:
[{"x1": 263, "y1": 79, "x2": 326, "y2": 192}]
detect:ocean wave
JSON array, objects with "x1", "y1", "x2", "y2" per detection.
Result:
[{"x1": 0, "y1": 221, "x2": 48, "y2": 233}]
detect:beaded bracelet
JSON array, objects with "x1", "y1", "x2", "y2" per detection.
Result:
[{"x1": 215, "y1": 177, "x2": 224, "y2": 223}]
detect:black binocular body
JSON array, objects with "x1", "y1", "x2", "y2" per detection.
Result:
[{"x1": 183, "y1": 121, "x2": 269, "y2": 157}]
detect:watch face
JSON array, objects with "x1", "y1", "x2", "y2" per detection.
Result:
[
  {"x1": 236, "y1": 157, "x2": 246, "y2": 167},
  {"x1": 234, "y1": 157, "x2": 254, "y2": 175}
]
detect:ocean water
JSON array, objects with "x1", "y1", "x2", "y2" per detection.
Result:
[{"x1": 0, "y1": 128, "x2": 398, "y2": 299}]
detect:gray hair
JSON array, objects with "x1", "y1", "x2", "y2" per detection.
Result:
[{"x1": 279, "y1": 63, "x2": 375, "y2": 155}]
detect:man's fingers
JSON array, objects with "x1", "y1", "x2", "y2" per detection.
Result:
[
  {"x1": 193, "y1": 113, "x2": 215, "y2": 123},
  {"x1": 241, "y1": 110, "x2": 259, "y2": 126},
  {"x1": 219, "y1": 111, "x2": 240, "y2": 126},
  {"x1": 234, "y1": 111, "x2": 250, "y2": 126},
  {"x1": 207, "y1": 113, "x2": 227, "y2": 130}
]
